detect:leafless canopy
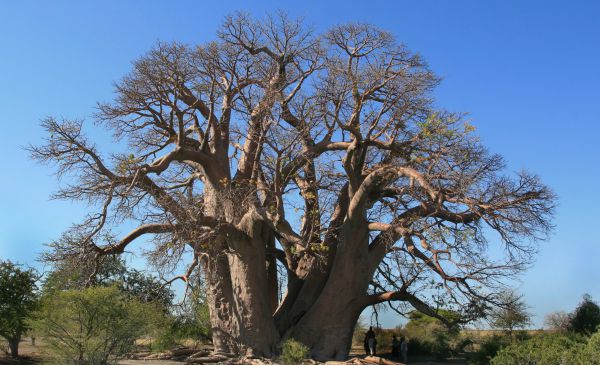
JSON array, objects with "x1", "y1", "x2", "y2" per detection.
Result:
[{"x1": 30, "y1": 12, "x2": 555, "y2": 337}]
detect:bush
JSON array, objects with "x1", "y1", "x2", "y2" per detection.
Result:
[
  {"x1": 490, "y1": 333, "x2": 582, "y2": 365},
  {"x1": 402, "y1": 311, "x2": 456, "y2": 359},
  {"x1": 486, "y1": 332, "x2": 600, "y2": 365},
  {"x1": 32, "y1": 286, "x2": 164, "y2": 364},
  {"x1": 279, "y1": 338, "x2": 310, "y2": 365},
  {"x1": 150, "y1": 318, "x2": 178, "y2": 353},
  {"x1": 151, "y1": 316, "x2": 211, "y2": 352},
  {"x1": 468, "y1": 335, "x2": 511, "y2": 365},
  {"x1": 431, "y1": 332, "x2": 453, "y2": 359},
  {"x1": 453, "y1": 334, "x2": 475, "y2": 353},
  {"x1": 151, "y1": 287, "x2": 212, "y2": 352},
  {"x1": 573, "y1": 332, "x2": 600, "y2": 365}
]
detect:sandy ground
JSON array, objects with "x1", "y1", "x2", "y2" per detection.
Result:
[
  {"x1": 1, "y1": 338, "x2": 466, "y2": 365},
  {"x1": 117, "y1": 361, "x2": 187, "y2": 365},
  {"x1": 98, "y1": 355, "x2": 468, "y2": 365},
  {"x1": 0, "y1": 338, "x2": 184, "y2": 365}
]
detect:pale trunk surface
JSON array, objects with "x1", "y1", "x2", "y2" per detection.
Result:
[
  {"x1": 226, "y1": 212, "x2": 279, "y2": 356},
  {"x1": 204, "y1": 183, "x2": 280, "y2": 357},
  {"x1": 205, "y1": 244, "x2": 240, "y2": 354},
  {"x1": 202, "y1": 174, "x2": 375, "y2": 360},
  {"x1": 289, "y1": 222, "x2": 372, "y2": 359},
  {"x1": 205, "y1": 197, "x2": 373, "y2": 359}
]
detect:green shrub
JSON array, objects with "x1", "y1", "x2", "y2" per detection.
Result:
[
  {"x1": 485, "y1": 332, "x2": 600, "y2": 365},
  {"x1": 279, "y1": 338, "x2": 310, "y2": 365},
  {"x1": 32, "y1": 286, "x2": 165, "y2": 364},
  {"x1": 453, "y1": 335, "x2": 475, "y2": 353},
  {"x1": 402, "y1": 311, "x2": 456, "y2": 359},
  {"x1": 42, "y1": 256, "x2": 174, "y2": 309},
  {"x1": 150, "y1": 321, "x2": 177, "y2": 353},
  {"x1": 151, "y1": 287, "x2": 212, "y2": 353},
  {"x1": 490, "y1": 333, "x2": 582, "y2": 365},
  {"x1": 468, "y1": 335, "x2": 510, "y2": 365},
  {"x1": 514, "y1": 330, "x2": 532, "y2": 342},
  {"x1": 431, "y1": 332, "x2": 452, "y2": 359},
  {"x1": 573, "y1": 332, "x2": 600, "y2": 365},
  {"x1": 151, "y1": 316, "x2": 211, "y2": 352}
]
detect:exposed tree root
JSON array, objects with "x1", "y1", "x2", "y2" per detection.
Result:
[{"x1": 136, "y1": 350, "x2": 405, "y2": 365}]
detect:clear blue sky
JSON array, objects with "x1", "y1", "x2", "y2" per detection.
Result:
[{"x1": 1, "y1": 0, "x2": 599, "y2": 328}]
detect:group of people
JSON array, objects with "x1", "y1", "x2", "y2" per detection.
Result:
[{"x1": 363, "y1": 327, "x2": 408, "y2": 363}]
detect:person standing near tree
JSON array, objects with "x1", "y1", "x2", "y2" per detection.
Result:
[
  {"x1": 391, "y1": 335, "x2": 400, "y2": 358},
  {"x1": 400, "y1": 337, "x2": 408, "y2": 363},
  {"x1": 365, "y1": 327, "x2": 377, "y2": 356}
]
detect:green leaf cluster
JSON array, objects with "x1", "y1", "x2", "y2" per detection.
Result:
[
  {"x1": 279, "y1": 338, "x2": 310, "y2": 365},
  {"x1": 489, "y1": 332, "x2": 600, "y2": 365},
  {"x1": 31, "y1": 285, "x2": 165, "y2": 364}
]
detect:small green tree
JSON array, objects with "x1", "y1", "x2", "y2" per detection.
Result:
[
  {"x1": 42, "y1": 256, "x2": 173, "y2": 309},
  {"x1": 32, "y1": 285, "x2": 164, "y2": 364},
  {"x1": 489, "y1": 291, "x2": 531, "y2": 339},
  {"x1": 0, "y1": 261, "x2": 38, "y2": 358},
  {"x1": 189, "y1": 287, "x2": 211, "y2": 339},
  {"x1": 569, "y1": 294, "x2": 600, "y2": 335},
  {"x1": 119, "y1": 268, "x2": 174, "y2": 308},
  {"x1": 41, "y1": 254, "x2": 125, "y2": 292}
]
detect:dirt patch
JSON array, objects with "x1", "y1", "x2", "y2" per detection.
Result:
[
  {"x1": 3, "y1": 338, "x2": 467, "y2": 365},
  {"x1": 118, "y1": 361, "x2": 185, "y2": 365}
]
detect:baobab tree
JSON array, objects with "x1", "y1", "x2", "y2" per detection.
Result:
[{"x1": 30, "y1": 13, "x2": 555, "y2": 360}]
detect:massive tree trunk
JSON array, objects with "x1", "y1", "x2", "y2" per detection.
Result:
[
  {"x1": 199, "y1": 172, "x2": 379, "y2": 360},
  {"x1": 289, "y1": 220, "x2": 372, "y2": 359},
  {"x1": 203, "y1": 183, "x2": 280, "y2": 356},
  {"x1": 209, "y1": 246, "x2": 371, "y2": 360},
  {"x1": 203, "y1": 184, "x2": 372, "y2": 359},
  {"x1": 225, "y1": 211, "x2": 280, "y2": 356},
  {"x1": 205, "y1": 242, "x2": 240, "y2": 354}
]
